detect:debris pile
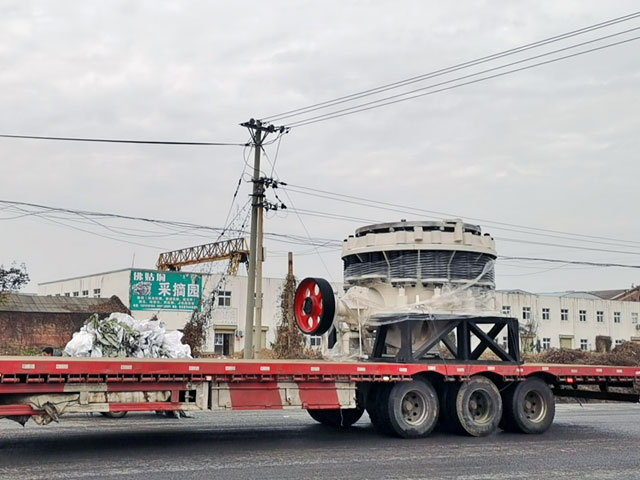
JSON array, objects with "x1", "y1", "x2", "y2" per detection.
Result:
[
  {"x1": 527, "y1": 342, "x2": 640, "y2": 366},
  {"x1": 64, "y1": 313, "x2": 191, "y2": 359}
]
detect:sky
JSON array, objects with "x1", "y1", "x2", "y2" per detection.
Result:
[{"x1": 1, "y1": 0, "x2": 639, "y2": 295}]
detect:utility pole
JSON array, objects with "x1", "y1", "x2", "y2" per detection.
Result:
[
  {"x1": 240, "y1": 119, "x2": 287, "y2": 359},
  {"x1": 253, "y1": 181, "x2": 265, "y2": 358}
]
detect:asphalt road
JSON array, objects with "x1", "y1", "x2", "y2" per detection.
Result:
[{"x1": 1, "y1": 404, "x2": 640, "y2": 480}]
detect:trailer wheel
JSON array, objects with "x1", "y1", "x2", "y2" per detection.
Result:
[
  {"x1": 383, "y1": 379, "x2": 439, "y2": 438},
  {"x1": 453, "y1": 376, "x2": 502, "y2": 437},
  {"x1": 436, "y1": 382, "x2": 460, "y2": 433},
  {"x1": 500, "y1": 377, "x2": 555, "y2": 434},
  {"x1": 365, "y1": 384, "x2": 382, "y2": 427},
  {"x1": 100, "y1": 411, "x2": 128, "y2": 419},
  {"x1": 369, "y1": 383, "x2": 394, "y2": 435},
  {"x1": 307, "y1": 407, "x2": 364, "y2": 427}
]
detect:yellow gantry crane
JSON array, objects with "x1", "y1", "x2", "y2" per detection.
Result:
[{"x1": 156, "y1": 238, "x2": 249, "y2": 275}]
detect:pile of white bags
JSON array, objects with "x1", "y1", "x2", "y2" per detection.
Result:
[{"x1": 64, "y1": 313, "x2": 191, "y2": 359}]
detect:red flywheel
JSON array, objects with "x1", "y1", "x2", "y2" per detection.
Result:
[{"x1": 294, "y1": 277, "x2": 335, "y2": 335}]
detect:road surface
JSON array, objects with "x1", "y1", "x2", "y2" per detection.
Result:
[{"x1": 1, "y1": 404, "x2": 639, "y2": 479}]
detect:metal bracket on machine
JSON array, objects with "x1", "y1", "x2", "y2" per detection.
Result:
[{"x1": 370, "y1": 315, "x2": 521, "y2": 364}]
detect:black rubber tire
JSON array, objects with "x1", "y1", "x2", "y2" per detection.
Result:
[
  {"x1": 500, "y1": 378, "x2": 555, "y2": 434},
  {"x1": 371, "y1": 383, "x2": 394, "y2": 435},
  {"x1": 365, "y1": 384, "x2": 382, "y2": 427},
  {"x1": 453, "y1": 376, "x2": 502, "y2": 437},
  {"x1": 383, "y1": 379, "x2": 439, "y2": 438},
  {"x1": 437, "y1": 382, "x2": 461, "y2": 433},
  {"x1": 100, "y1": 411, "x2": 128, "y2": 419},
  {"x1": 307, "y1": 407, "x2": 364, "y2": 427}
]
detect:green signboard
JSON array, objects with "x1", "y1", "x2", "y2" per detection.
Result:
[{"x1": 130, "y1": 270, "x2": 202, "y2": 311}]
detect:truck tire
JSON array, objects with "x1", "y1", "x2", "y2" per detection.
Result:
[
  {"x1": 370, "y1": 383, "x2": 394, "y2": 435},
  {"x1": 436, "y1": 382, "x2": 460, "y2": 433},
  {"x1": 307, "y1": 407, "x2": 364, "y2": 427},
  {"x1": 500, "y1": 377, "x2": 555, "y2": 434},
  {"x1": 452, "y1": 376, "x2": 502, "y2": 437},
  {"x1": 365, "y1": 384, "x2": 382, "y2": 427},
  {"x1": 383, "y1": 379, "x2": 439, "y2": 438},
  {"x1": 100, "y1": 411, "x2": 128, "y2": 419}
]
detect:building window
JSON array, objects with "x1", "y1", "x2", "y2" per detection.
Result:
[
  {"x1": 73, "y1": 291, "x2": 79, "y2": 297},
  {"x1": 542, "y1": 338, "x2": 551, "y2": 350},
  {"x1": 64, "y1": 292, "x2": 70, "y2": 297},
  {"x1": 596, "y1": 311, "x2": 604, "y2": 323},
  {"x1": 502, "y1": 305, "x2": 511, "y2": 316},
  {"x1": 542, "y1": 308, "x2": 550, "y2": 321},
  {"x1": 614, "y1": 312, "x2": 621, "y2": 324},
  {"x1": 580, "y1": 339, "x2": 588, "y2": 351},
  {"x1": 93, "y1": 288, "x2": 101, "y2": 298},
  {"x1": 213, "y1": 333, "x2": 231, "y2": 356},
  {"x1": 82, "y1": 290, "x2": 89, "y2": 297},
  {"x1": 579, "y1": 310, "x2": 587, "y2": 322},
  {"x1": 560, "y1": 309, "x2": 569, "y2": 321},
  {"x1": 522, "y1": 307, "x2": 531, "y2": 321},
  {"x1": 218, "y1": 291, "x2": 232, "y2": 307},
  {"x1": 309, "y1": 336, "x2": 322, "y2": 348},
  {"x1": 633, "y1": 313, "x2": 639, "y2": 324},
  {"x1": 615, "y1": 339, "x2": 624, "y2": 346}
]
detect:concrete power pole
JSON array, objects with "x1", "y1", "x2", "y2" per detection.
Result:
[
  {"x1": 240, "y1": 119, "x2": 287, "y2": 360},
  {"x1": 242, "y1": 126, "x2": 261, "y2": 359},
  {"x1": 253, "y1": 182, "x2": 265, "y2": 359}
]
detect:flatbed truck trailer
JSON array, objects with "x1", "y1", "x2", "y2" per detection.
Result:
[{"x1": 1, "y1": 356, "x2": 639, "y2": 438}]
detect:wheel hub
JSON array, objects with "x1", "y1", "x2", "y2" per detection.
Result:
[
  {"x1": 468, "y1": 391, "x2": 491, "y2": 424},
  {"x1": 401, "y1": 391, "x2": 428, "y2": 425},
  {"x1": 522, "y1": 391, "x2": 546, "y2": 423}
]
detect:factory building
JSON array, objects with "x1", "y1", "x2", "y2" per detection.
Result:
[
  {"x1": 38, "y1": 267, "x2": 640, "y2": 355},
  {"x1": 38, "y1": 268, "x2": 328, "y2": 356},
  {"x1": 494, "y1": 287, "x2": 640, "y2": 351}
]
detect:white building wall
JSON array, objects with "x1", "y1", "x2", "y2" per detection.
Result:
[
  {"x1": 495, "y1": 291, "x2": 640, "y2": 350},
  {"x1": 39, "y1": 268, "x2": 342, "y2": 356}
]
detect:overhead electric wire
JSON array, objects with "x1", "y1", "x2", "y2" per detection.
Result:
[
  {"x1": 499, "y1": 256, "x2": 640, "y2": 269},
  {"x1": 0, "y1": 199, "x2": 339, "y2": 250},
  {"x1": 261, "y1": 11, "x2": 640, "y2": 122},
  {"x1": 284, "y1": 205, "x2": 640, "y2": 257},
  {"x1": 286, "y1": 32, "x2": 640, "y2": 127},
  {"x1": 259, "y1": 144, "x2": 337, "y2": 281},
  {"x1": 283, "y1": 184, "x2": 640, "y2": 248},
  {"x1": 0, "y1": 134, "x2": 249, "y2": 146}
]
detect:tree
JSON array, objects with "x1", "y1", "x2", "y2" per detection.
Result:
[
  {"x1": 0, "y1": 263, "x2": 29, "y2": 294},
  {"x1": 273, "y1": 260, "x2": 305, "y2": 359}
]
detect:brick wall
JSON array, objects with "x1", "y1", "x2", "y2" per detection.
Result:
[{"x1": 0, "y1": 312, "x2": 91, "y2": 351}]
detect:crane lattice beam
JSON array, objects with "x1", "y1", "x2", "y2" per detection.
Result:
[{"x1": 156, "y1": 238, "x2": 249, "y2": 275}]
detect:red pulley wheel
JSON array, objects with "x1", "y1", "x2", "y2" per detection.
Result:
[{"x1": 294, "y1": 277, "x2": 335, "y2": 336}]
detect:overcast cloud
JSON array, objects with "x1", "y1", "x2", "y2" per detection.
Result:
[{"x1": 1, "y1": 0, "x2": 639, "y2": 293}]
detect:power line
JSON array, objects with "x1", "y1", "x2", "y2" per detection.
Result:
[
  {"x1": 0, "y1": 199, "x2": 339, "y2": 249},
  {"x1": 287, "y1": 32, "x2": 640, "y2": 127},
  {"x1": 261, "y1": 11, "x2": 640, "y2": 122},
  {"x1": 283, "y1": 184, "x2": 640, "y2": 248},
  {"x1": 499, "y1": 256, "x2": 640, "y2": 269},
  {"x1": 259, "y1": 145, "x2": 337, "y2": 281},
  {"x1": 0, "y1": 134, "x2": 249, "y2": 146},
  {"x1": 283, "y1": 205, "x2": 640, "y2": 257}
]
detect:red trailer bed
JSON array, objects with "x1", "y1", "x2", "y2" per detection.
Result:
[{"x1": 1, "y1": 356, "x2": 638, "y2": 438}]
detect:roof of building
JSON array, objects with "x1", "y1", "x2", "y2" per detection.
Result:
[
  {"x1": 536, "y1": 291, "x2": 603, "y2": 299},
  {"x1": 588, "y1": 289, "x2": 631, "y2": 300},
  {"x1": 496, "y1": 289, "x2": 533, "y2": 295},
  {"x1": 0, "y1": 293, "x2": 129, "y2": 314},
  {"x1": 38, "y1": 268, "x2": 294, "y2": 286},
  {"x1": 38, "y1": 268, "x2": 141, "y2": 285}
]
